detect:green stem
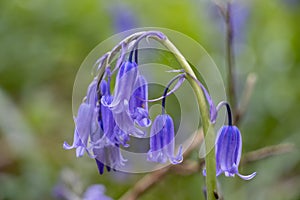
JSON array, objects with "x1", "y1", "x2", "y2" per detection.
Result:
[
  {"x1": 226, "y1": 3, "x2": 237, "y2": 112},
  {"x1": 160, "y1": 39, "x2": 217, "y2": 200}
]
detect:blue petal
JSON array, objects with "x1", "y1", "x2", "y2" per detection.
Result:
[
  {"x1": 86, "y1": 78, "x2": 98, "y2": 105},
  {"x1": 108, "y1": 61, "x2": 138, "y2": 111},
  {"x1": 214, "y1": 125, "x2": 256, "y2": 180},
  {"x1": 147, "y1": 114, "x2": 183, "y2": 164},
  {"x1": 101, "y1": 61, "x2": 145, "y2": 138},
  {"x1": 216, "y1": 126, "x2": 238, "y2": 172},
  {"x1": 100, "y1": 79, "x2": 131, "y2": 146},
  {"x1": 113, "y1": 126, "x2": 130, "y2": 147},
  {"x1": 199, "y1": 83, "x2": 217, "y2": 124},
  {"x1": 133, "y1": 107, "x2": 151, "y2": 127},
  {"x1": 95, "y1": 159, "x2": 105, "y2": 175},
  {"x1": 233, "y1": 126, "x2": 242, "y2": 166},
  {"x1": 169, "y1": 145, "x2": 183, "y2": 164},
  {"x1": 75, "y1": 103, "x2": 95, "y2": 147},
  {"x1": 129, "y1": 75, "x2": 151, "y2": 127},
  {"x1": 112, "y1": 99, "x2": 145, "y2": 137},
  {"x1": 188, "y1": 75, "x2": 217, "y2": 123}
]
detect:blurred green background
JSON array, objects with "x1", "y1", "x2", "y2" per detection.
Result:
[{"x1": 0, "y1": 0, "x2": 299, "y2": 199}]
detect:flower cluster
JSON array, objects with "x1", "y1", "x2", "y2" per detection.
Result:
[
  {"x1": 64, "y1": 31, "x2": 256, "y2": 181},
  {"x1": 64, "y1": 31, "x2": 194, "y2": 174}
]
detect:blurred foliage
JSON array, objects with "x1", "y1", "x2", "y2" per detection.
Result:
[{"x1": 0, "y1": 0, "x2": 300, "y2": 199}]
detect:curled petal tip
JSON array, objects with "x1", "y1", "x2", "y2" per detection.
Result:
[
  {"x1": 237, "y1": 172, "x2": 257, "y2": 180},
  {"x1": 63, "y1": 141, "x2": 72, "y2": 150},
  {"x1": 170, "y1": 145, "x2": 183, "y2": 164}
]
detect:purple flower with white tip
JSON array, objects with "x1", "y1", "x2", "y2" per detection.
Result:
[
  {"x1": 100, "y1": 79, "x2": 129, "y2": 146},
  {"x1": 101, "y1": 61, "x2": 146, "y2": 137},
  {"x1": 129, "y1": 75, "x2": 151, "y2": 127},
  {"x1": 147, "y1": 73, "x2": 185, "y2": 164},
  {"x1": 147, "y1": 114, "x2": 183, "y2": 164},
  {"x1": 65, "y1": 31, "x2": 216, "y2": 176},
  {"x1": 63, "y1": 78, "x2": 99, "y2": 157},
  {"x1": 214, "y1": 125, "x2": 256, "y2": 180},
  {"x1": 64, "y1": 70, "x2": 129, "y2": 174},
  {"x1": 90, "y1": 75, "x2": 128, "y2": 174},
  {"x1": 203, "y1": 102, "x2": 256, "y2": 180}
]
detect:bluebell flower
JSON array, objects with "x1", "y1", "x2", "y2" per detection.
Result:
[
  {"x1": 203, "y1": 102, "x2": 256, "y2": 180},
  {"x1": 100, "y1": 79, "x2": 130, "y2": 147},
  {"x1": 101, "y1": 61, "x2": 148, "y2": 137},
  {"x1": 214, "y1": 125, "x2": 256, "y2": 180},
  {"x1": 147, "y1": 74, "x2": 186, "y2": 164},
  {"x1": 64, "y1": 73, "x2": 129, "y2": 174},
  {"x1": 63, "y1": 78, "x2": 99, "y2": 157},
  {"x1": 129, "y1": 75, "x2": 151, "y2": 127},
  {"x1": 83, "y1": 184, "x2": 112, "y2": 200},
  {"x1": 91, "y1": 77, "x2": 128, "y2": 174},
  {"x1": 147, "y1": 114, "x2": 183, "y2": 164}
]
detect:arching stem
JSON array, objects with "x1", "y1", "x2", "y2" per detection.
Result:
[{"x1": 159, "y1": 38, "x2": 217, "y2": 200}]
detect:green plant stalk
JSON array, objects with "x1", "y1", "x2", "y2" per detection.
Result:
[
  {"x1": 226, "y1": 3, "x2": 237, "y2": 113},
  {"x1": 161, "y1": 38, "x2": 217, "y2": 200}
]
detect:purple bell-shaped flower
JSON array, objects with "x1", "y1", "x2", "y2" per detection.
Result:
[{"x1": 147, "y1": 114, "x2": 183, "y2": 164}]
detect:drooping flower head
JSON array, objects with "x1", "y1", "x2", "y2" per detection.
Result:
[
  {"x1": 86, "y1": 73, "x2": 127, "y2": 174},
  {"x1": 64, "y1": 32, "x2": 163, "y2": 174},
  {"x1": 129, "y1": 75, "x2": 151, "y2": 127},
  {"x1": 147, "y1": 114, "x2": 183, "y2": 164},
  {"x1": 204, "y1": 101, "x2": 256, "y2": 180},
  {"x1": 99, "y1": 70, "x2": 129, "y2": 147},
  {"x1": 101, "y1": 60, "x2": 150, "y2": 138},
  {"x1": 215, "y1": 125, "x2": 256, "y2": 180},
  {"x1": 63, "y1": 78, "x2": 100, "y2": 157},
  {"x1": 147, "y1": 74, "x2": 185, "y2": 164},
  {"x1": 64, "y1": 30, "x2": 220, "y2": 175}
]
